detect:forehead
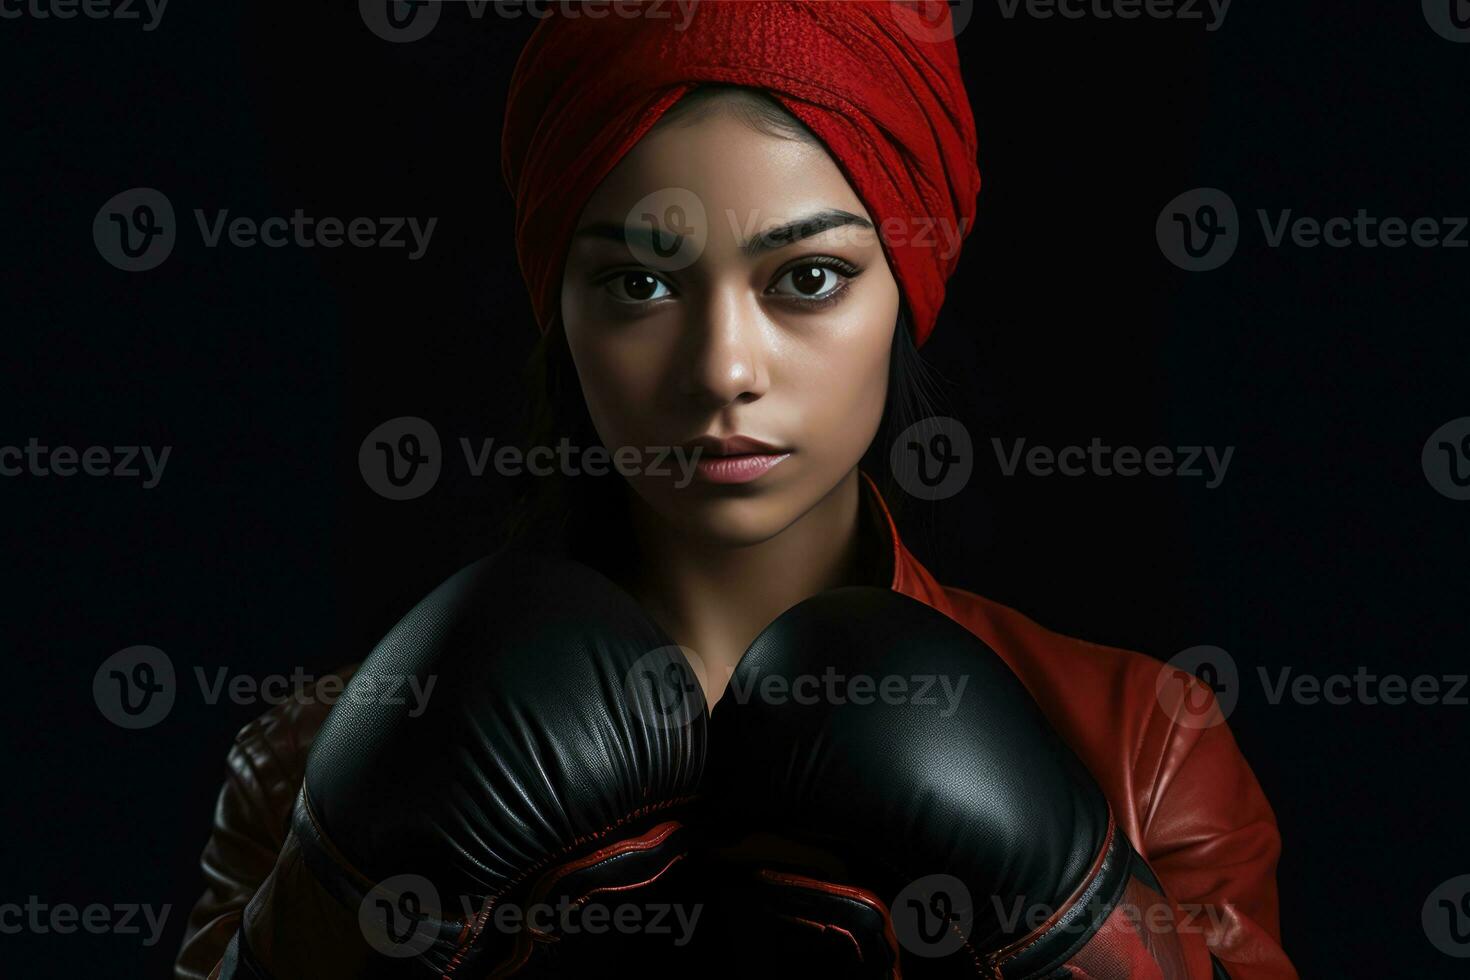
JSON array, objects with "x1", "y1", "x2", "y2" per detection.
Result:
[{"x1": 575, "y1": 111, "x2": 872, "y2": 243}]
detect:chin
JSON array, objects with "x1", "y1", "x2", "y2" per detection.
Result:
[{"x1": 639, "y1": 481, "x2": 810, "y2": 547}]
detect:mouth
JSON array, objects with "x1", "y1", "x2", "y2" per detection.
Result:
[{"x1": 682, "y1": 435, "x2": 794, "y2": 486}]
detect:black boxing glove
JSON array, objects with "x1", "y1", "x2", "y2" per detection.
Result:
[
  {"x1": 703, "y1": 587, "x2": 1199, "y2": 979},
  {"x1": 220, "y1": 550, "x2": 709, "y2": 979}
]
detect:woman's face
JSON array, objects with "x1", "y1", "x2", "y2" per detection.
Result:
[{"x1": 560, "y1": 105, "x2": 901, "y2": 545}]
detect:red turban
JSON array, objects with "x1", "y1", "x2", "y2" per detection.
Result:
[{"x1": 501, "y1": 0, "x2": 981, "y2": 349}]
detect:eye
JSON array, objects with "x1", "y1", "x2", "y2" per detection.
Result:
[
  {"x1": 768, "y1": 259, "x2": 858, "y2": 302},
  {"x1": 603, "y1": 271, "x2": 673, "y2": 304}
]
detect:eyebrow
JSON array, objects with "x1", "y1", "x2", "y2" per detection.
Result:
[
  {"x1": 740, "y1": 209, "x2": 873, "y2": 256},
  {"x1": 571, "y1": 208, "x2": 874, "y2": 258},
  {"x1": 573, "y1": 220, "x2": 670, "y2": 256}
]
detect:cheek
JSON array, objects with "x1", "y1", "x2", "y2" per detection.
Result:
[
  {"x1": 565, "y1": 331, "x2": 664, "y2": 449},
  {"x1": 793, "y1": 316, "x2": 893, "y2": 465}
]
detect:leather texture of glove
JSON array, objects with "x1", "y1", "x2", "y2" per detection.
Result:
[
  {"x1": 184, "y1": 472, "x2": 1287, "y2": 979},
  {"x1": 703, "y1": 586, "x2": 1196, "y2": 979},
  {"x1": 222, "y1": 549, "x2": 708, "y2": 979}
]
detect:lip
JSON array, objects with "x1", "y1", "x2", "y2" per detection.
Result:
[{"x1": 682, "y1": 434, "x2": 793, "y2": 486}]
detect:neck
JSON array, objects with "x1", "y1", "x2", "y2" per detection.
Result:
[{"x1": 622, "y1": 468, "x2": 866, "y2": 696}]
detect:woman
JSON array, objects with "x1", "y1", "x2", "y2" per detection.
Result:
[{"x1": 178, "y1": 4, "x2": 1294, "y2": 977}]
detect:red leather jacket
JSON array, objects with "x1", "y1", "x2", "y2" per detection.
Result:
[{"x1": 176, "y1": 474, "x2": 1295, "y2": 978}]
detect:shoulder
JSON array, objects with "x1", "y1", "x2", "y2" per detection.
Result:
[
  {"x1": 937, "y1": 585, "x2": 1177, "y2": 698},
  {"x1": 936, "y1": 582, "x2": 1222, "y2": 741},
  {"x1": 928, "y1": 598, "x2": 1288, "y2": 967},
  {"x1": 177, "y1": 663, "x2": 365, "y2": 979},
  {"x1": 221, "y1": 663, "x2": 363, "y2": 826},
  {"x1": 932, "y1": 585, "x2": 1236, "y2": 833},
  {"x1": 229, "y1": 662, "x2": 363, "y2": 753}
]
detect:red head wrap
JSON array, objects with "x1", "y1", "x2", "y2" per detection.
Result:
[{"x1": 501, "y1": 0, "x2": 980, "y2": 348}]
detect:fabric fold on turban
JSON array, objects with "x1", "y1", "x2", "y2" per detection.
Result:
[{"x1": 501, "y1": 0, "x2": 981, "y2": 348}]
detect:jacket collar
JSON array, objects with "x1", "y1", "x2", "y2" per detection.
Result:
[{"x1": 858, "y1": 469, "x2": 957, "y2": 620}]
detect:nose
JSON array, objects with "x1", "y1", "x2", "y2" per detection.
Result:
[{"x1": 677, "y1": 285, "x2": 771, "y2": 410}]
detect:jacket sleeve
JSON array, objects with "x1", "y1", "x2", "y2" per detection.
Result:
[
  {"x1": 1140, "y1": 673, "x2": 1297, "y2": 980},
  {"x1": 173, "y1": 665, "x2": 359, "y2": 980}
]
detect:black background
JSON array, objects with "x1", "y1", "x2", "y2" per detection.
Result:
[{"x1": 3, "y1": 1, "x2": 1467, "y2": 976}]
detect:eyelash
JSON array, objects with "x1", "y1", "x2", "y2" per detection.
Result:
[
  {"x1": 595, "y1": 256, "x2": 862, "y2": 312},
  {"x1": 768, "y1": 255, "x2": 862, "y2": 310}
]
